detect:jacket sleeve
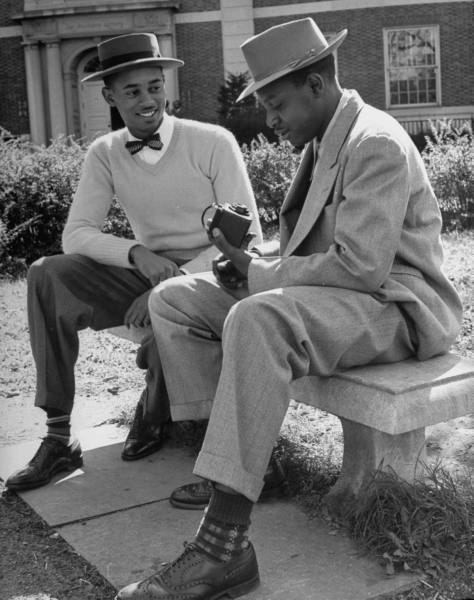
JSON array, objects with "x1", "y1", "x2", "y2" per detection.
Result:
[
  {"x1": 62, "y1": 142, "x2": 138, "y2": 268},
  {"x1": 248, "y1": 134, "x2": 410, "y2": 294}
]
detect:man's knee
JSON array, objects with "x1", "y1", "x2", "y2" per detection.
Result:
[
  {"x1": 148, "y1": 276, "x2": 192, "y2": 318},
  {"x1": 27, "y1": 254, "x2": 66, "y2": 287},
  {"x1": 224, "y1": 292, "x2": 281, "y2": 337},
  {"x1": 27, "y1": 254, "x2": 86, "y2": 286}
]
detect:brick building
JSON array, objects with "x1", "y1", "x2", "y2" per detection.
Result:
[{"x1": 0, "y1": 0, "x2": 472, "y2": 145}]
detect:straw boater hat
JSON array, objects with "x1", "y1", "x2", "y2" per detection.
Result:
[
  {"x1": 237, "y1": 18, "x2": 347, "y2": 101},
  {"x1": 82, "y1": 33, "x2": 183, "y2": 82}
]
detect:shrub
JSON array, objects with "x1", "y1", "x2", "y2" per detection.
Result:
[
  {"x1": 0, "y1": 134, "x2": 86, "y2": 277},
  {"x1": 0, "y1": 133, "x2": 133, "y2": 278},
  {"x1": 422, "y1": 120, "x2": 474, "y2": 231},
  {"x1": 242, "y1": 135, "x2": 301, "y2": 237},
  {"x1": 217, "y1": 72, "x2": 276, "y2": 146}
]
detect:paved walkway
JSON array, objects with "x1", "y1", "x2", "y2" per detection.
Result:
[{"x1": 0, "y1": 425, "x2": 418, "y2": 599}]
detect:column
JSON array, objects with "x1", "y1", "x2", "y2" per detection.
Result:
[
  {"x1": 220, "y1": 0, "x2": 255, "y2": 75},
  {"x1": 45, "y1": 40, "x2": 68, "y2": 139},
  {"x1": 158, "y1": 34, "x2": 178, "y2": 105},
  {"x1": 23, "y1": 42, "x2": 47, "y2": 146}
]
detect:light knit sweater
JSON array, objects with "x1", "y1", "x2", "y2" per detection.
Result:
[{"x1": 63, "y1": 117, "x2": 262, "y2": 273}]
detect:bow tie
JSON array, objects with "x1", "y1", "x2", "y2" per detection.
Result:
[{"x1": 125, "y1": 133, "x2": 163, "y2": 155}]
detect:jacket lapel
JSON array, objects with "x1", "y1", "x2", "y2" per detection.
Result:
[
  {"x1": 282, "y1": 90, "x2": 365, "y2": 257},
  {"x1": 279, "y1": 143, "x2": 314, "y2": 250}
]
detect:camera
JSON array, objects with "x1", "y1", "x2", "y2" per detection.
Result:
[{"x1": 204, "y1": 203, "x2": 253, "y2": 248}]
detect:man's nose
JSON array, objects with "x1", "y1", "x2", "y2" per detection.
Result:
[
  {"x1": 265, "y1": 108, "x2": 278, "y2": 129},
  {"x1": 139, "y1": 91, "x2": 155, "y2": 106}
]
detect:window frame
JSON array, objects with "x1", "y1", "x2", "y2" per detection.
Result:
[{"x1": 383, "y1": 24, "x2": 441, "y2": 109}]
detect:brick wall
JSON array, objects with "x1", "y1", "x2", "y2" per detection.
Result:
[
  {"x1": 254, "y1": 0, "x2": 324, "y2": 5},
  {"x1": 0, "y1": 38, "x2": 29, "y2": 135},
  {"x1": 176, "y1": 21, "x2": 224, "y2": 123},
  {"x1": 0, "y1": 0, "x2": 22, "y2": 26},
  {"x1": 178, "y1": 0, "x2": 220, "y2": 12},
  {"x1": 254, "y1": 2, "x2": 473, "y2": 110}
]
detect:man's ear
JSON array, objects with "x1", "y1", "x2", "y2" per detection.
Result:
[
  {"x1": 306, "y1": 72, "x2": 324, "y2": 97},
  {"x1": 102, "y1": 87, "x2": 115, "y2": 107}
]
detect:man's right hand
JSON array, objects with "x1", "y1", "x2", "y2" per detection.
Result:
[{"x1": 129, "y1": 245, "x2": 180, "y2": 286}]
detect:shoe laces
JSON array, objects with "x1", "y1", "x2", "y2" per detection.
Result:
[
  {"x1": 158, "y1": 542, "x2": 203, "y2": 583},
  {"x1": 29, "y1": 437, "x2": 61, "y2": 466}
]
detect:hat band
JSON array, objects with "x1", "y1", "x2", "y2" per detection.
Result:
[
  {"x1": 253, "y1": 47, "x2": 326, "y2": 82},
  {"x1": 101, "y1": 50, "x2": 160, "y2": 70}
]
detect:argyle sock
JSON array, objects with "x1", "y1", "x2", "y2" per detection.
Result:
[
  {"x1": 45, "y1": 409, "x2": 71, "y2": 445},
  {"x1": 194, "y1": 485, "x2": 254, "y2": 562}
]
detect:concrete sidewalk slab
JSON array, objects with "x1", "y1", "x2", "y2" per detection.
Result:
[
  {"x1": 0, "y1": 425, "x2": 200, "y2": 527},
  {"x1": 0, "y1": 424, "x2": 125, "y2": 478},
  {"x1": 1, "y1": 426, "x2": 418, "y2": 599},
  {"x1": 58, "y1": 499, "x2": 417, "y2": 599}
]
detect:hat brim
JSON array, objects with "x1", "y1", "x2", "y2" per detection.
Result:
[
  {"x1": 237, "y1": 28, "x2": 347, "y2": 102},
  {"x1": 81, "y1": 57, "x2": 184, "y2": 82}
]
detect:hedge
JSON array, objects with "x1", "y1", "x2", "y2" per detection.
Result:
[{"x1": 0, "y1": 120, "x2": 472, "y2": 278}]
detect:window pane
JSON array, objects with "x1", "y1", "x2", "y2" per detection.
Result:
[{"x1": 386, "y1": 26, "x2": 438, "y2": 105}]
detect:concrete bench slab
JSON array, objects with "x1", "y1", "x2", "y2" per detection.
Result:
[{"x1": 291, "y1": 353, "x2": 474, "y2": 512}]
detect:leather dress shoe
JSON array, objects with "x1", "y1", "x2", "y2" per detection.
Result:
[
  {"x1": 122, "y1": 400, "x2": 167, "y2": 461},
  {"x1": 115, "y1": 542, "x2": 259, "y2": 599},
  {"x1": 170, "y1": 455, "x2": 288, "y2": 509},
  {"x1": 6, "y1": 437, "x2": 83, "y2": 491}
]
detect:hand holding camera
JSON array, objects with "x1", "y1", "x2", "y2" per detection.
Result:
[{"x1": 202, "y1": 202, "x2": 255, "y2": 289}]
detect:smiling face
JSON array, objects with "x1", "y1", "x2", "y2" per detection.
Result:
[
  {"x1": 102, "y1": 66, "x2": 166, "y2": 139},
  {"x1": 257, "y1": 70, "x2": 338, "y2": 147}
]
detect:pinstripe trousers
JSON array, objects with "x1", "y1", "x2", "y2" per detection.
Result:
[
  {"x1": 28, "y1": 253, "x2": 170, "y2": 422},
  {"x1": 149, "y1": 272, "x2": 414, "y2": 502}
]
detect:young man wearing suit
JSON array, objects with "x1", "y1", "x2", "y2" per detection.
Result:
[
  {"x1": 5, "y1": 32, "x2": 262, "y2": 492},
  {"x1": 115, "y1": 19, "x2": 462, "y2": 600}
]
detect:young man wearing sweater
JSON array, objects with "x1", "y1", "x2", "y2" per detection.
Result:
[{"x1": 6, "y1": 32, "x2": 262, "y2": 492}]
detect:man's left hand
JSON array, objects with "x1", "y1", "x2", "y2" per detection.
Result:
[
  {"x1": 124, "y1": 290, "x2": 152, "y2": 329},
  {"x1": 210, "y1": 228, "x2": 253, "y2": 280}
]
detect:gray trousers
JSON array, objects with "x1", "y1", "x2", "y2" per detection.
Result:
[
  {"x1": 149, "y1": 273, "x2": 414, "y2": 501},
  {"x1": 28, "y1": 253, "x2": 169, "y2": 422}
]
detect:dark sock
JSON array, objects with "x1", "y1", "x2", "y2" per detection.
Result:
[
  {"x1": 45, "y1": 409, "x2": 71, "y2": 445},
  {"x1": 194, "y1": 485, "x2": 254, "y2": 562}
]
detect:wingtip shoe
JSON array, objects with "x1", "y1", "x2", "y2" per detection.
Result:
[
  {"x1": 5, "y1": 437, "x2": 83, "y2": 491},
  {"x1": 170, "y1": 455, "x2": 288, "y2": 510},
  {"x1": 115, "y1": 542, "x2": 259, "y2": 600}
]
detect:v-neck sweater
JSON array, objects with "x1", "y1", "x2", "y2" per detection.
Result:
[{"x1": 63, "y1": 118, "x2": 260, "y2": 271}]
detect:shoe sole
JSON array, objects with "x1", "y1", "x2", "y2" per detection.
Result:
[
  {"x1": 114, "y1": 573, "x2": 260, "y2": 600},
  {"x1": 7, "y1": 454, "x2": 84, "y2": 492},
  {"x1": 207, "y1": 573, "x2": 260, "y2": 600}
]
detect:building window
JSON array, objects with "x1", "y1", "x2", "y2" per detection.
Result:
[{"x1": 384, "y1": 26, "x2": 440, "y2": 108}]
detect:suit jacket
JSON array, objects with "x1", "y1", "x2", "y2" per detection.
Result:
[{"x1": 247, "y1": 89, "x2": 462, "y2": 360}]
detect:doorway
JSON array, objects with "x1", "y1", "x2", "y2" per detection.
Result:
[{"x1": 77, "y1": 53, "x2": 124, "y2": 140}]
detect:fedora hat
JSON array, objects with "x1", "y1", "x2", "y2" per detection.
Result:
[
  {"x1": 82, "y1": 33, "x2": 183, "y2": 82},
  {"x1": 237, "y1": 18, "x2": 347, "y2": 101}
]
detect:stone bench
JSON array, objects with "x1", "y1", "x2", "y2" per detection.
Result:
[
  {"x1": 290, "y1": 353, "x2": 474, "y2": 513},
  {"x1": 107, "y1": 325, "x2": 474, "y2": 510}
]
